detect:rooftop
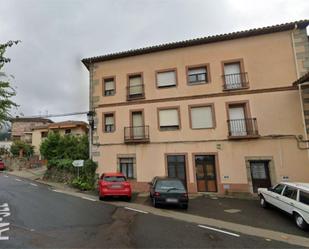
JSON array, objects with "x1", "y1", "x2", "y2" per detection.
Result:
[
  {"x1": 10, "y1": 117, "x2": 53, "y2": 123},
  {"x1": 33, "y1": 120, "x2": 88, "y2": 130},
  {"x1": 82, "y1": 20, "x2": 309, "y2": 68}
]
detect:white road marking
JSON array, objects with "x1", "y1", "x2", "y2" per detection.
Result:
[
  {"x1": 198, "y1": 225, "x2": 240, "y2": 237},
  {"x1": 15, "y1": 178, "x2": 22, "y2": 182},
  {"x1": 52, "y1": 189, "x2": 64, "y2": 193},
  {"x1": 30, "y1": 183, "x2": 38, "y2": 187},
  {"x1": 0, "y1": 203, "x2": 10, "y2": 240},
  {"x1": 3, "y1": 175, "x2": 8, "y2": 178},
  {"x1": 124, "y1": 207, "x2": 148, "y2": 214},
  {"x1": 81, "y1": 197, "x2": 97, "y2": 202}
]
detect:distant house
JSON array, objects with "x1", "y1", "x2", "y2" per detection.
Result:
[
  {"x1": 32, "y1": 120, "x2": 89, "y2": 156},
  {"x1": 10, "y1": 117, "x2": 53, "y2": 144}
]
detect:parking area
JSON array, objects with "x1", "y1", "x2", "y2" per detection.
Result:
[{"x1": 133, "y1": 194, "x2": 309, "y2": 237}]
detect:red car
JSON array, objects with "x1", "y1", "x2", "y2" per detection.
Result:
[
  {"x1": 98, "y1": 173, "x2": 132, "y2": 201},
  {"x1": 0, "y1": 160, "x2": 5, "y2": 171}
]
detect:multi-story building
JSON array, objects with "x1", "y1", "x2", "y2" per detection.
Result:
[
  {"x1": 82, "y1": 20, "x2": 309, "y2": 194},
  {"x1": 32, "y1": 120, "x2": 88, "y2": 156},
  {"x1": 10, "y1": 117, "x2": 53, "y2": 144}
]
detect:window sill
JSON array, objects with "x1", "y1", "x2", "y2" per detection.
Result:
[
  {"x1": 222, "y1": 86, "x2": 249, "y2": 91},
  {"x1": 187, "y1": 81, "x2": 209, "y2": 86},
  {"x1": 157, "y1": 85, "x2": 177, "y2": 89}
]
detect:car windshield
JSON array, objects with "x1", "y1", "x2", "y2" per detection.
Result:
[
  {"x1": 156, "y1": 180, "x2": 185, "y2": 191},
  {"x1": 103, "y1": 176, "x2": 126, "y2": 182}
]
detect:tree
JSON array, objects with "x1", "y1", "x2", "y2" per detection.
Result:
[
  {"x1": 10, "y1": 140, "x2": 34, "y2": 158},
  {"x1": 0, "y1": 41, "x2": 20, "y2": 126}
]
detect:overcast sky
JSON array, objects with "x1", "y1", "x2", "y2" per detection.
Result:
[{"x1": 0, "y1": 0, "x2": 308, "y2": 122}]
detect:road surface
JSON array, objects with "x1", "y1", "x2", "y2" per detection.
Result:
[{"x1": 0, "y1": 172, "x2": 305, "y2": 248}]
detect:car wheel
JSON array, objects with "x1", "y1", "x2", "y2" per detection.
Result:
[
  {"x1": 181, "y1": 204, "x2": 188, "y2": 210},
  {"x1": 260, "y1": 196, "x2": 268, "y2": 208},
  {"x1": 153, "y1": 197, "x2": 158, "y2": 208},
  {"x1": 294, "y1": 213, "x2": 308, "y2": 230}
]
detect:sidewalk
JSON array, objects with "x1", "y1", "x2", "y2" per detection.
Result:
[{"x1": 4, "y1": 169, "x2": 309, "y2": 247}]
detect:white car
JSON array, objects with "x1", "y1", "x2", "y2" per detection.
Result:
[{"x1": 258, "y1": 182, "x2": 309, "y2": 230}]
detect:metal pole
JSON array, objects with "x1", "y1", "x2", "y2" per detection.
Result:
[{"x1": 89, "y1": 121, "x2": 92, "y2": 160}]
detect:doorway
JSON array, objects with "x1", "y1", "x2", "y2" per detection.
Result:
[
  {"x1": 228, "y1": 105, "x2": 247, "y2": 136},
  {"x1": 131, "y1": 111, "x2": 144, "y2": 139},
  {"x1": 250, "y1": 161, "x2": 271, "y2": 193},
  {"x1": 166, "y1": 155, "x2": 187, "y2": 188},
  {"x1": 195, "y1": 155, "x2": 217, "y2": 192}
]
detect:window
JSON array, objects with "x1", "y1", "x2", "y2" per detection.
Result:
[
  {"x1": 41, "y1": 132, "x2": 48, "y2": 138},
  {"x1": 223, "y1": 60, "x2": 248, "y2": 90},
  {"x1": 156, "y1": 70, "x2": 177, "y2": 88},
  {"x1": 119, "y1": 158, "x2": 134, "y2": 179},
  {"x1": 65, "y1": 129, "x2": 71, "y2": 135},
  {"x1": 167, "y1": 155, "x2": 186, "y2": 186},
  {"x1": 104, "y1": 113, "x2": 115, "y2": 132},
  {"x1": 128, "y1": 74, "x2": 144, "y2": 99},
  {"x1": 272, "y1": 184, "x2": 285, "y2": 194},
  {"x1": 299, "y1": 191, "x2": 309, "y2": 205},
  {"x1": 283, "y1": 186, "x2": 298, "y2": 200},
  {"x1": 187, "y1": 66, "x2": 208, "y2": 84},
  {"x1": 158, "y1": 108, "x2": 180, "y2": 130},
  {"x1": 103, "y1": 77, "x2": 115, "y2": 96},
  {"x1": 190, "y1": 105, "x2": 214, "y2": 129}
]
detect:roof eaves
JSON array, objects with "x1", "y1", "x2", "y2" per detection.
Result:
[
  {"x1": 292, "y1": 72, "x2": 309, "y2": 86},
  {"x1": 82, "y1": 20, "x2": 309, "y2": 69}
]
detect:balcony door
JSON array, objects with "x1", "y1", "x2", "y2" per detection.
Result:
[
  {"x1": 224, "y1": 62, "x2": 242, "y2": 89},
  {"x1": 131, "y1": 111, "x2": 144, "y2": 139},
  {"x1": 228, "y1": 105, "x2": 247, "y2": 136}
]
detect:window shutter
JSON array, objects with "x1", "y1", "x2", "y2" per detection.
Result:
[
  {"x1": 105, "y1": 115, "x2": 114, "y2": 125},
  {"x1": 159, "y1": 109, "x2": 179, "y2": 126},
  {"x1": 157, "y1": 71, "x2": 176, "y2": 87},
  {"x1": 191, "y1": 106, "x2": 213, "y2": 129},
  {"x1": 105, "y1": 80, "x2": 114, "y2": 90},
  {"x1": 129, "y1": 76, "x2": 142, "y2": 94},
  {"x1": 188, "y1": 67, "x2": 206, "y2": 75}
]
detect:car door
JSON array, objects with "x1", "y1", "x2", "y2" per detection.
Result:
[
  {"x1": 298, "y1": 190, "x2": 309, "y2": 224},
  {"x1": 280, "y1": 186, "x2": 298, "y2": 214},
  {"x1": 266, "y1": 184, "x2": 286, "y2": 208}
]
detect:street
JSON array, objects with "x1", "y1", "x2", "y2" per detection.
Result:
[{"x1": 0, "y1": 172, "x2": 307, "y2": 248}]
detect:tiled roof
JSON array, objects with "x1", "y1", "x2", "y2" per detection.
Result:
[
  {"x1": 33, "y1": 120, "x2": 88, "y2": 130},
  {"x1": 292, "y1": 72, "x2": 309, "y2": 85},
  {"x1": 10, "y1": 117, "x2": 53, "y2": 123},
  {"x1": 82, "y1": 20, "x2": 309, "y2": 68}
]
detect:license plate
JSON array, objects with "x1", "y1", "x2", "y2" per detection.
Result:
[
  {"x1": 166, "y1": 198, "x2": 178, "y2": 203},
  {"x1": 110, "y1": 185, "x2": 122, "y2": 189}
]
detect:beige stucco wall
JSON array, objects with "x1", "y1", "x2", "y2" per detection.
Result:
[
  {"x1": 89, "y1": 29, "x2": 309, "y2": 193},
  {"x1": 91, "y1": 31, "x2": 298, "y2": 108},
  {"x1": 94, "y1": 138, "x2": 309, "y2": 193}
]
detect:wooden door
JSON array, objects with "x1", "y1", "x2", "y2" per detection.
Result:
[{"x1": 195, "y1": 155, "x2": 217, "y2": 192}]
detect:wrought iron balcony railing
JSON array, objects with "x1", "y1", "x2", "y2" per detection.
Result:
[
  {"x1": 124, "y1": 125, "x2": 150, "y2": 143},
  {"x1": 223, "y1": 72, "x2": 249, "y2": 90},
  {"x1": 227, "y1": 118, "x2": 259, "y2": 138}
]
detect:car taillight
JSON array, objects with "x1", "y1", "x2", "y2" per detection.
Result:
[
  {"x1": 154, "y1": 192, "x2": 160, "y2": 196},
  {"x1": 123, "y1": 182, "x2": 130, "y2": 187},
  {"x1": 100, "y1": 182, "x2": 108, "y2": 187}
]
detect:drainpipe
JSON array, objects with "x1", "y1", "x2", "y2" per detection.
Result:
[{"x1": 298, "y1": 82, "x2": 309, "y2": 159}]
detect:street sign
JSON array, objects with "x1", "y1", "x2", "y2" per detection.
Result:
[{"x1": 72, "y1": 160, "x2": 84, "y2": 167}]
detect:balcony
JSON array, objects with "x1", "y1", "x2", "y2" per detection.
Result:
[
  {"x1": 227, "y1": 118, "x2": 259, "y2": 139},
  {"x1": 127, "y1": 84, "x2": 145, "y2": 100},
  {"x1": 223, "y1": 72, "x2": 249, "y2": 90},
  {"x1": 124, "y1": 126, "x2": 150, "y2": 143}
]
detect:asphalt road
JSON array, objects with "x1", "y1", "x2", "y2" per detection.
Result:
[{"x1": 0, "y1": 172, "x2": 306, "y2": 248}]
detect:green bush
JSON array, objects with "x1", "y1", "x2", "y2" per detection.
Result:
[
  {"x1": 40, "y1": 132, "x2": 89, "y2": 160},
  {"x1": 10, "y1": 140, "x2": 34, "y2": 158},
  {"x1": 41, "y1": 132, "x2": 97, "y2": 190}
]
